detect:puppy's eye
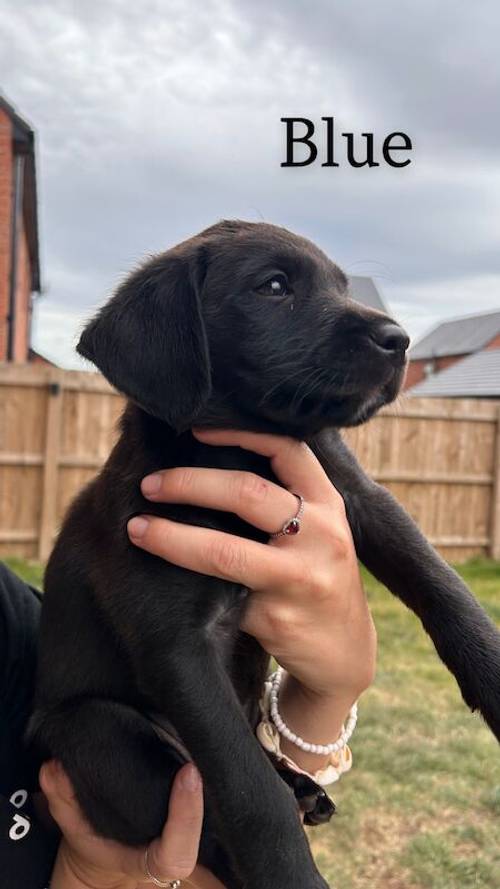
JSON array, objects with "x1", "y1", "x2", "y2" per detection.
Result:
[{"x1": 256, "y1": 274, "x2": 290, "y2": 297}]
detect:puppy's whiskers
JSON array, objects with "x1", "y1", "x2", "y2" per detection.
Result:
[
  {"x1": 258, "y1": 364, "x2": 319, "y2": 406},
  {"x1": 291, "y1": 367, "x2": 329, "y2": 411}
]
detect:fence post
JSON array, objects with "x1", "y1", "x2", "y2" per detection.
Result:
[
  {"x1": 38, "y1": 373, "x2": 63, "y2": 562},
  {"x1": 489, "y1": 405, "x2": 500, "y2": 561}
]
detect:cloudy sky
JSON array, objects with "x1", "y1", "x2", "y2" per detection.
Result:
[{"x1": 1, "y1": 0, "x2": 499, "y2": 368}]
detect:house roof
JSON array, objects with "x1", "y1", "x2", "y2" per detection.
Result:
[
  {"x1": 348, "y1": 276, "x2": 388, "y2": 313},
  {"x1": 0, "y1": 93, "x2": 40, "y2": 292},
  {"x1": 408, "y1": 349, "x2": 500, "y2": 398},
  {"x1": 410, "y1": 309, "x2": 500, "y2": 360},
  {"x1": 28, "y1": 347, "x2": 59, "y2": 367}
]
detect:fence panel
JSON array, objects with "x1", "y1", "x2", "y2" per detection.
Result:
[
  {"x1": 1, "y1": 364, "x2": 499, "y2": 563},
  {"x1": 343, "y1": 398, "x2": 499, "y2": 562}
]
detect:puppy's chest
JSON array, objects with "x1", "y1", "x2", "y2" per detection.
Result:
[{"x1": 205, "y1": 584, "x2": 250, "y2": 645}]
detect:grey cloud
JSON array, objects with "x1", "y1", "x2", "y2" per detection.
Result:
[
  {"x1": 231, "y1": 0, "x2": 500, "y2": 158},
  {"x1": 1, "y1": 0, "x2": 499, "y2": 365}
]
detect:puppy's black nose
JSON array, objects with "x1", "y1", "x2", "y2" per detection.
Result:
[{"x1": 370, "y1": 322, "x2": 410, "y2": 354}]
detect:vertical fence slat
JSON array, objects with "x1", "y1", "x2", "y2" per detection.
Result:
[
  {"x1": 489, "y1": 406, "x2": 500, "y2": 560},
  {"x1": 38, "y1": 373, "x2": 63, "y2": 561}
]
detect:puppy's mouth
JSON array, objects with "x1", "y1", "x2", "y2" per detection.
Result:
[
  {"x1": 329, "y1": 363, "x2": 406, "y2": 427},
  {"x1": 255, "y1": 360, "x2": 405, "y2": 434},
  {"x1": 334, "y1": 381, "x2": 399, "y2": 427}
]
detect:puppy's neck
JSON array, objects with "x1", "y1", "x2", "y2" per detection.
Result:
[
  {"x1": 116, "y1": 401, "x2": 277, "y2": 481},
  {"x1": 118, "y1": 399, "x2": 333, "y2": 465},
  {"x1": 191, "y1": 395, "x2": 327, "y2": 440}
]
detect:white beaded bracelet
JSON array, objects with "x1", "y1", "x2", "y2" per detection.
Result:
[{"x1": 269, "y1": 667, "x2": 358, "y2": 755}]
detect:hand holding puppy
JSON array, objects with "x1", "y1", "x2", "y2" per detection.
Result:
[
  {"x1": 41, "y1": 760, "x2": 224, "y2": 889},
  {"x1": 128, "y1": 428, "x2": 377, "y2": 771}
]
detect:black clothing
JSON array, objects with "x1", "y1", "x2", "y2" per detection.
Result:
[{"x1": 0, "y1": 563, "x2": 58, "y2": 888}]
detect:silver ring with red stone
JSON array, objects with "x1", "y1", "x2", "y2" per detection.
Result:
[{"x1": 270, "y1": 493, "x2": 305, "y2": 538}]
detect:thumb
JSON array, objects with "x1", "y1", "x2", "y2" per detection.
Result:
[{"x1": 139, "y1": 763, "x2": 203, "y2": 885}]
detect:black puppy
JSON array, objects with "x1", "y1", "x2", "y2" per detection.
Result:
[{"x1": 29, "y1": 221, "x2": 500, "y2": 889}]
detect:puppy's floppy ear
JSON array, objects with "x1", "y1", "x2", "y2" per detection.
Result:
[{"x1": 77, "y1": 247, "x2": 211, "y2": 429}]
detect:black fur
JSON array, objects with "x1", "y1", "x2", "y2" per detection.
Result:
[{"x1": 29, "y1": 221, "x2": 500, "y2": 889}]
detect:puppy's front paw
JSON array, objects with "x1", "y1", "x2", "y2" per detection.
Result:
[{"x1": 276, "y1": 767, "x2": 336, "y2": 825}]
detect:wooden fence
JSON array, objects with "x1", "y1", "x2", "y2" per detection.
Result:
[{"x1": 1, "y1": 363, "x2": 500, "y2": 563}]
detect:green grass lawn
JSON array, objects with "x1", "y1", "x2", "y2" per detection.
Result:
[
  {"x1": 310, "y1": 560, "x2": 500, "y2": 889},
  {"x1": 4, "y1": 556, "x2": 500, "y2": 888},
  {"x1": 5, "y1": 556, "x2": 45, "y2": 589}
]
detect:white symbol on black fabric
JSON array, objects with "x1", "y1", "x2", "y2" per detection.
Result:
[
  {"x1": 9, "y1": 789, "x2": 28, "y2": 809},
  {"x1": 9, "y1": 813, "x2": 30, "y2": 841}
]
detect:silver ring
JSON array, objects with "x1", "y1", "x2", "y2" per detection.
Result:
[
  {"x1": 144, "y1": 846, "x2": 181, "y2": 887},
  {"x1": 270, "y1": 493, "x2": 304, "y2": 538}
]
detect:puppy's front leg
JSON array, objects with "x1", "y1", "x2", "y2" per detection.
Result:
[
  {"x1": 309, "y1": 429, "x2": 500, "y2": 742},
  {"x1": 98, "y1": 567, "x2": 329, "y2": 889}
]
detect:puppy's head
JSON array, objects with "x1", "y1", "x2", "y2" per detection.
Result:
[{"x1": 78, "y1": 220, "x2": 409, "y2": 435}]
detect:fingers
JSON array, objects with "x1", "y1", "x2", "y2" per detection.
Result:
[
  {"x1": 192, "y1": 427, "x2": 340, "y2": 504},
  {"x1": 144, "y1": 764, "x2": 203, "y2": 883},
  {"x1": 128, "y1": 514, "x2": 300, "y2": 591},
  {"x1": 141, "y1": 466, "x2": 300, "y2": 536}
]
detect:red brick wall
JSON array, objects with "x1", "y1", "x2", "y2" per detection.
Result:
[
  {"x1": 13, "y1": 222, "x2": 32, "y2": 360},
  {"x1": 404, "y1": 359, "x2": 425, "y2": 389},
  {"x1": 485, "y1": 332, "x2": 500, "y2": 350},
  {"x1": 0, "y1": 108, "x2": 34, "y2": 362},
  {"x1": 0, "y1": 108, "x2": 13, "y2": 361},
  {"x1": 29, "y1": 349, "x2": 53, "y2": 366},
  {"x1": 405, "y1": 354, "x2": 467, "y2": 389}
]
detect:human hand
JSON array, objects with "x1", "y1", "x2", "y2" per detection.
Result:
[
  {"x1": 128, "y1": 428, "x2": 376, "y2": 710},
  {"x1": 40, "y1": 760, "x2": 207, "y2": 889}
]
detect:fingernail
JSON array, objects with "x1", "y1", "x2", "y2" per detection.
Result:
[
  {"x1": 127, "y1": 516, "x2": 150, "y2": 538},
  {"x1": 180, "y1": 764, "x2": 201, "y2": 792},
  {"x1": 192, "y1": 427, "x2": 211, "y2": 436},
  {"x1": 141, "y1": 473, "x2": 162, "y2": 495}
]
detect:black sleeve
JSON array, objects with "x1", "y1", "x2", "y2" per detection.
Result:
[
  {"x1": 0, "y1": 563, "x2": 58, "y2": 888},
  {"x1": 0, "y1": 562, "x2": 42, "y2": 793}
]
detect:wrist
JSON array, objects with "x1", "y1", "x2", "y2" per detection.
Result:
[
  {"x1": 275, "y1": 671, "x2": 356, "y2": 773},
  {"x1": 279, "y1": 672, "x2": 355, "y2": 734},
  {"x1": 281, "y1": 671, "x2": 359, "y2": 714}
]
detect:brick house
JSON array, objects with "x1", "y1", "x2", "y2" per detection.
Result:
[
  {"x1": 0, "y1": 93, "x2": 41, "y2": 363},
  {"x1": 405, "y1": 309, "x2": 500, "y2": 389},
  {"x1": 408, "y1": 348, "x2": 500, "y2": 399}
]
